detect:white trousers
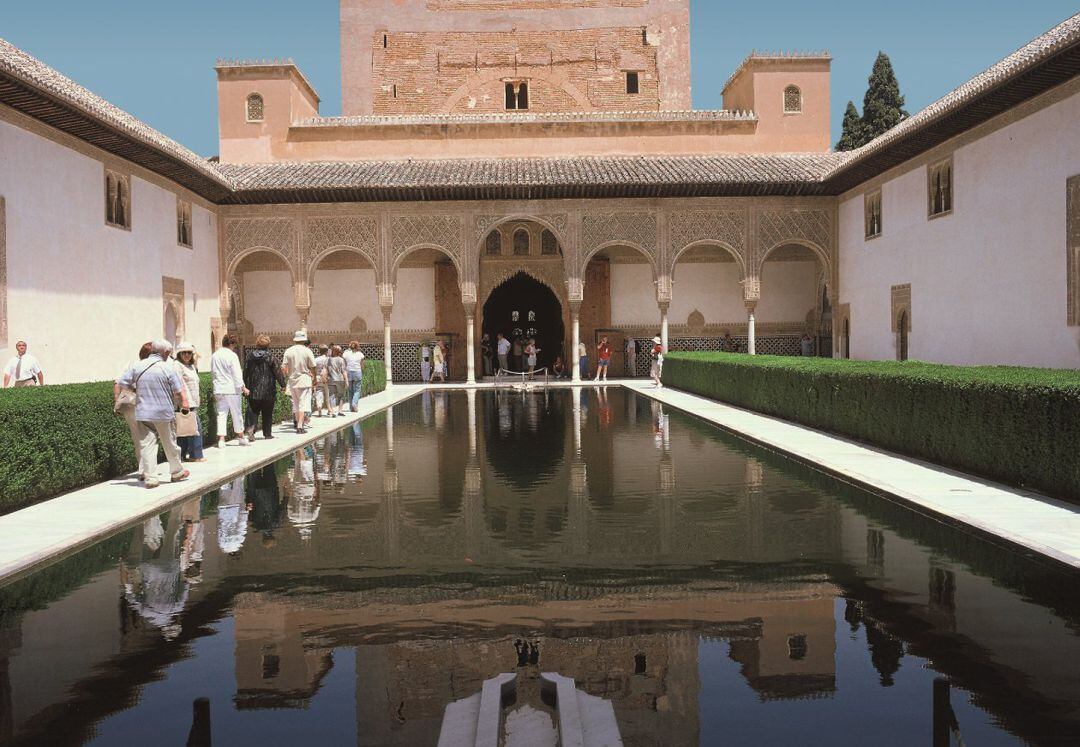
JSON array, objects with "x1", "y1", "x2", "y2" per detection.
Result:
[
  {"x1": 216, "y1": 393, "x2": 244, "y2": 436},
  {"x1": 137, "y1": 419, "x2": 183, "y2": 480}
]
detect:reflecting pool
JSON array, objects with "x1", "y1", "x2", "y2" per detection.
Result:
[{"x1": 0, "y1": 388, "x2": 1078, "y2": 746}]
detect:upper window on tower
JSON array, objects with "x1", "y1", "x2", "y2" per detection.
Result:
[
  {"x1": 505, "y1": 81, "x2": 529, "y2": 111},
  {"x1": 246, "y1": 93, "x2": 264, "y2": 122},
  {"x1": 783, "y1": 85, "x2": 802, "y2": 113}
]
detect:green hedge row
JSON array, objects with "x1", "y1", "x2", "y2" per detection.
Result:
[
  {"x1": 661, "y1": 352, "x2": 1080, "y2": 502},
  {"x1": 0, "y1": 359, "x2": 387, "y2": 515}
]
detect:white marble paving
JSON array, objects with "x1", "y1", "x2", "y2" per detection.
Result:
[{"x1": 624, "y1": 380, "x2": 1080, "y2": 570}]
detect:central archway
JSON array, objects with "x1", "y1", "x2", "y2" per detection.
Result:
[{"x1": 483, "y1": 273, "x2": 565, "y2": 372}]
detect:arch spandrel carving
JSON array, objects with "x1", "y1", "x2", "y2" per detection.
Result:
[
  {"x1": 224, "y1": 217, "x2": 299, "y2": 278},
  {"x1": 753, "y1": 208, "x2": 833, "y2": 275},
  {"x1": 390, "y1": 214, "x2": 465, "y2": 275},
  {"x1": 668, "y1": 210, "x2": 747, "y2": 275},
  {"x1": 580, "y1": 212, "x2": 658, "y2": 270},
  {"x1": 303, "y1": 215, "x2": 378, "y2": 273}
]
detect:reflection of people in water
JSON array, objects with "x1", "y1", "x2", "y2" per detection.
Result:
[
  {"x1": 217, "y1": 476, "x2": 249, "y2": 555},
  {"x1": 121, "y1": 500, "x2": 203, "y2": 640},
  {"x1": 651, "y1": 401, "x2": 669, "y2": 450},
  {"x1": 347, "y1": 422, "x2": 367, "y2": 481},
  {"x1": 514, "y1": 639, "x2": 541, "y2": 667},
  {"x1": 247, "y1": 463, "x2": 285, "y2": 546},
  {"x1": 597, "y1": 387, "x2": 612, "y2": 428},
  {"x1": 286, "y1": 447, "x2": 321, "y2": 540}
]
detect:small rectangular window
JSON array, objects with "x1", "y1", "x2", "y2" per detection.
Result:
[
  {"x1": 382, "y1": 34, "x2": 388, "y2": 49},
  {"x1": 865, "y1": 190, "x2": 882, "y2": 240},
  {"x1": 928, "y1": 157, "x2": 953, "y2": 218},
  {"x1": 626, "y1": 71, "x2": 640, "y2": 95},
  {"x1": 391, "y1": 84, "x2": 397, "y2": 99}
]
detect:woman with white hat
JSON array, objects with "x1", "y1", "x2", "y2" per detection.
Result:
[
  {"x1": 175, "y1": 342, "x2": 206, "y2": 461},
  {"x1": 649, "y1": 336, "x2": 664, "y2": 388}
]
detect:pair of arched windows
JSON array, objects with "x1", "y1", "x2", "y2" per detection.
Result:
[{"x1": 505, "y1": 82, "x2": 529, "y2": 111}]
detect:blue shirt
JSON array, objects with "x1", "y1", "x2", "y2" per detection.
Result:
[{"x1": 119, "y1": 355, "x2": 183, "y2": 422}]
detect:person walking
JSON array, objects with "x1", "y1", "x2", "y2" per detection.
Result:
[
  {"x1": 313, "y1": 345, "x2": 330, "y2": 417},
  {"x1": 211, "y1": 335, "x2": 249, "y2": 448},
  {"x1": 117, "y1": 339, "x2": 191, "y2": 488},
  {"x1": 496, "y1": 333, "x2": 510, "y2": 373},
  {"x1": 282, "y1": 330, "x2": 316, "y2": 434},
  {"x1": 328, "y1": 345, "x2": 348, "y2": 416},
  {"x1": 594, "y1": 336, "x2": 611, "y2": 382},
  {"x1": 114, "y1": 341, "x2": 153, "y2": 479},
  {"x1": 624, "y1": 337, "x2": 637, "y2": 377},
  {"x1": 174, "y1": 342, "x2": 205, "y2": 462},
  {"x1": 343, "y1": 340, "x2": 365, "y2": 411},
  {"x1": 577, "y1": 340, "x2": 588, "y2": 380},
  {"x1": 525, "y1": 338, "x2": 540, "y2": 374},
  {"x1": 3, "y1": 341, "x2": 44, "y2": 387},
  {"x1": 480, "y1": 334, "x2": 493, "y2": 377},
  {"x1": 243, "y1": 334, "x2": 284, "y2": 441},
  {"x1": 649, "y1": 335, "x2": 664, "y2": 388},
  {"x1": 432, "y1": 340, "x2": 447, "y2": 382}
]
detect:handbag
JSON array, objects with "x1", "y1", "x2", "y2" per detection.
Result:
[
  {"x1": 114, "y1": 360, "x2": 159, "y2": 414},
  {"x1": 175, "y1": 409, "x2": 199, "y2": 438}
]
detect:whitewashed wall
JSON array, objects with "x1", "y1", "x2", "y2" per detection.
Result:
[
  {"x1": 0, "y1": 118, "x2": 220, "y2": 384},
  {"x1": 244, "y1": 271, "x2": 300, "y2": 333},
  {"x1": 838, "y1": 88, "x2": 1080, "y2": 367}
]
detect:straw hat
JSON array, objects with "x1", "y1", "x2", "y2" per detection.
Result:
[{"x1": 175, "y1": 341, "x2": 195, "y2": 354}]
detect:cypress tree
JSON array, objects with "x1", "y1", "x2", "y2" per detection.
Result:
[
  {"x1": 861, "y1": 51, "x2": 907, "y2": 140},
  {"x1": 836, "y1": 100, "x2": 867, "y2": 151}
]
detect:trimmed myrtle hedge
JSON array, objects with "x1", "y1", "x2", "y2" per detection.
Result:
[
  {"x1": 661, "y1": 352, "x2": 1080, "y2": 502},
  {"x1": 0, "y1": 359, "x2": 387, "y2": 515}
]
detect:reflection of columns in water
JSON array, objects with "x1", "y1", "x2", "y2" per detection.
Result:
[
  {"x1": 385, "y1": 407, "x2": 395, "y2": 454},
  {"x1": 744, "y1": 457, "x2": 765, "y2": 559},
  {"x1": 658, "y1": 453, "x2": 676, "y2": 555},
  {"x1": 467, "y1": 388, "x2": 477, "y2": 457},
  {"x1": 382, "y1": 459, "x2": 400, "y2": 562},
  {"x1": 464, "y1": 460, "x2": 483, "y2": 559},
  {"x1": 572, "y1": 388, "x2": 583, "y2": 455},
  {"x1": 568, "y1": 459, "x2": 589, "y2": 556}
]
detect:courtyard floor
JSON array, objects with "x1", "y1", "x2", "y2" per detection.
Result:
[{"x1": 1, "y1": 378, "x2": 1077, "y2": 585}]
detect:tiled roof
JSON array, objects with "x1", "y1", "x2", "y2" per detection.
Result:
[
  {"x1": 300, "y1": 109, "x2": 758, "y2": 127},
  {"x1": 0, "y1": 37, "x2": 230, "y2": 191},
  {"x1": 218, "y1": 153, "x2": 849, "y2": 203}
]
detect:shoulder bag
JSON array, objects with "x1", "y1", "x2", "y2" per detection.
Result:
[{"x1": 114, "y1": 360, "x2": 159, "y2": 414}]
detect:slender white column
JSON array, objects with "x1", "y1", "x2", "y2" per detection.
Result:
[
  {"x1": 382, "y1": 309, "x2": 393, "y2": 386},
  {"x1": 466, "y1": 315, "x2": 476, "y2": 384},
  {"x1": 571, "y1": 312, "x2": 581, "y2": 382},
  {"x1": 747, "y1": 304, "x2": 757, "y2": 356}
]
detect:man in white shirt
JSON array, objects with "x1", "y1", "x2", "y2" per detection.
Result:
[
  {"x1": 282, "y1": 330, "x2": 317, "y2": 434},
  {"x1": 3, "y1": 341, "x2": 44, "y2": 387},
  {"x1": 211, "y1": 335, "x2": 249, "y2": 447},
  {"x1": 343, "y1": 340, "x2": 366, "y2": 412},
  {"x1": 496, "y1": 333, "x2": 511, "y2": 372}
]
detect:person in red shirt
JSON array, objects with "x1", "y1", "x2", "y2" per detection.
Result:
[{"x1": 594, "y1": 336, "x2": 612, "y2": 382}]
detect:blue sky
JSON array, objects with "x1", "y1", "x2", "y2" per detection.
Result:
[{"x1": 2, "y1": 1, "x2": 1076, "y2": 156}]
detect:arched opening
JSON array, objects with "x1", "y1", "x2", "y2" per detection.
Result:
[
  {"x1": 898, "y1": 311, "x2": 909, "y2": 361},
  {"x1": 483, "y1": 273, "x2": 564, "y2": 372},
  {"x1": 307, "y1": 248, "x2": 377, "y2": 335},
  {"x1": 164, "y1": 303, "x2": 179, "y2": 346},
  {"x1": 513, "y1": 228, "x2": 530, "y2": 256},
  {"x1": 759, "y1": 243, "x2": 828, "y2": 357},
  {"x1": 232, "y1": 250, "x2": 297, "y2": 343},
  {"x1": 485, "y1": 229, "x2": 502, "y2": 255},
  {"x1": 670, "y1": 243, "x2": 746, "y2": 357}
]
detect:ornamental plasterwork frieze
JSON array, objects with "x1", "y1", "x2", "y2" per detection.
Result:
[
  {"x1": 479, "y1": 258, "x2": 569, "y2": 308},
  {"x1": 390, "y1": 214, "x2": 463, "y2": 267},
  {"x1": 753, "y1": 209, "x2": 832, "y2": 272},
  {"x1": 303, "y1": 215, "x2": 378, "y2": 270},
  {"x1": 580, "y1": 212, "x2": 658, "y2": 265},
  {"x1": 224, "y1": 217, "x2": 298, "y2": 276},
  {"x1": 668, "y1": 210, "x2": 747, "y2": 273}
]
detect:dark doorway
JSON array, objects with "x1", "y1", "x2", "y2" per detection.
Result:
[{"x1": 483, "y1": 273, "x2": 564, "y2": 372}]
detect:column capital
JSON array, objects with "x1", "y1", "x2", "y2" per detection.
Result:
[
  {"x1": 742, "y1": 276, "x2": 761, "y2": 304},
  {"x1": 744, "y1": 299, "x2": 757, "y2": 313},
  {"x1": 656, "y1": 274, "x2": 673, "y2": 305},
  {"x1": 377, "y1": 281, "x2": 395, "y2": 309},
  {"x1": 566, "y1": 276, "x2": 584, "y2": 305},
  {"x1": 657, "y1": 300, "x2": 670, "y2": 314}
]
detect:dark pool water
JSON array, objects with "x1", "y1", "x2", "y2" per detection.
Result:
[{"x1": 0, "y1": 388, "x2": 1078, "y2": 746}]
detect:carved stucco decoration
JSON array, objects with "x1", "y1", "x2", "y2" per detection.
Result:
[
  {"x1": 224, "y1": 217, "x2": 299, "y2": 278},
  {"x1": 579, "y1": 212, "x2": 658, "y2": 271},
  {"x1": 479, "y1": 259, "x2": 569, "y2": 309},
  {"x1": 668, "y1": 210, "x2": 747, "y2": 274},
  {"x1": 303, "y1": 215, "x2": 378, "y2": 273},
  {"x1": 391, "y1": 215, "x2": 463, "y2": 269},
  {"x1": 474, "y1": 213, "x2": 569, "y2": 247},
  {"x1": 753, "y1": 209, "x2": 832, "y2": 275},
  {"x1": 162, "y1": 276, "x2": 185, "y2": 342}
]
